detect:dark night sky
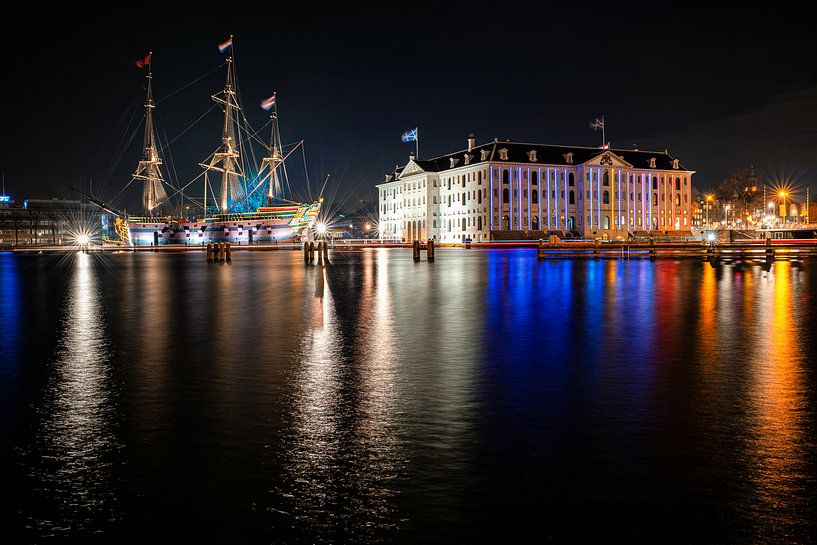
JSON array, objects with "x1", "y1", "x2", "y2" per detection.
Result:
[{"x1": 2, "y1": 4, "x2": 816, "y2": 212}]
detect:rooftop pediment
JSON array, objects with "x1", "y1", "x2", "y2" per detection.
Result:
[{"x1": 581, "y1": 151, "x2": 633, "y2": 169}]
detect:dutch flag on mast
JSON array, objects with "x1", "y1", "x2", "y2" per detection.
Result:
[
  {"x1": 218, "y1": 36, "x2": 233, "y2": 54},
  {"x1": 260, "y1": 93, "x2": 277, "y2": 111}
]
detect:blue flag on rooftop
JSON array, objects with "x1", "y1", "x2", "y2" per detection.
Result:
[{"x1": 401, "y1": 128, "x2": 418, "y2": 143}]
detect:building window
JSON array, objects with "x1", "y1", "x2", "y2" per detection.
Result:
[
  {"x1": 569, "y1": 190, "x2": 575, "y2": 205},
  {"x1": 478, "y1": 191, "x2": 482, "y2": 204},
  {"x1": 568, "y1": 172, "x2": 575, "y2": 186},
  {"x1": 502, "y1": 169, "x2": 509, "y2": 185},
  {"x1": 532, "y1": 191, "x2": 538, "y2": 204},
  {"x1": 603, "y1": 171, "x2": 610, "y2": 186},
  {"x1": 603, "y1": 215, "x2": 610, "y2": 229},
  {"x1": 675, "y1": 194, "x2": 681, "y2": 206},
  {"x1": 652, "y1": 177, "x2": 658, "y2": 190},
  {"x1": 502, "y1": 188, "x2": 509, "y2": 203},
  {"x1": 603, "y1": 191, "x2": 609, "y2": 204},
  {"x1": 531, "y1": 170, "x2": 538, "y2": 185},
  {"x1": 653, "y1": 194, "x2": 658, "y2": 206},
  {"x1": 675, "y1": 177, "x2": 681, "y2": 190},
  {"x1": 499, "y1": 148, "x2": 509, "y2": 160}
]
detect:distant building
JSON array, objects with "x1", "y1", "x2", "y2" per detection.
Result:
[
  {"x1": 377, "y1": 137, "x2": 695, "y2": 241},
  {"x1": 0, "y1": 197, "x2": 100, "y2": 246}
]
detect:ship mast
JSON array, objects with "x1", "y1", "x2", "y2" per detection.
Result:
[
  {"x1": 133, "y1": 53, "x2": 168, "y2": 216},
  {"x1": 261, "y1": 96, "x2": 284, "y2": 203},
  {"x1": 200, "y1": 36, "x2": 244, "y2": 213}
]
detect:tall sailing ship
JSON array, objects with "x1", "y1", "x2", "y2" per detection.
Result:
[{"x1": 118, "y1": 38, "x2": 321, "y2": 246}]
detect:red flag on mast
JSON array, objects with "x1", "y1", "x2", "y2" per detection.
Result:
[{"x1": 135, "y1": 53, "x2": 151, "y2": 69}]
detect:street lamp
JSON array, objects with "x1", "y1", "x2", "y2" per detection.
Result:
[
  {"x1": 705, "y1": 194, "x2": 714, "y2": 227},
  {"x1": 777, "y1": 190, "x2": 789, "y2": 223}
]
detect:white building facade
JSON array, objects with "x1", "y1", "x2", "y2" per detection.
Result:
[{"x1": 377, "y1": 137, "x2": 694, "y2": 242}]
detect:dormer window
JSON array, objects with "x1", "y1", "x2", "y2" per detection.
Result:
[
  {"x1": 498, "y1": 148, "x2": 509, "y2": 161},
  {"x1": 527, "y1": 150, "x2": 537, "y2": 162},
  {"x1": 480, "y1": 149, "x2": 490, "y2": 161},
  {"x1": 450, "y1": 157, "x2": 460, "y2": 168},
  {"x1": 672, "y1": 159, "x2": 679, "y2": 170},
  {"x1": 564, "y1": 152, "x2": 574, "y2": 164},
  {"x1": 649, "y1": 157, "x2": 657, "y2": 168},
  {"x1": 464, "y1": 153, "x2": 473, "y2": 165}
]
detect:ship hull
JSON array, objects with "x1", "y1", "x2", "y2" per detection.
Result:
[
  {"x1": 125, "y1": 203, "x2": 321, "y2": 245},
  {"x1": 128, "y1": 221, "x2": 306, "y2": 245}
]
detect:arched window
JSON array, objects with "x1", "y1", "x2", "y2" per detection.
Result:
[
  {"x1": 531, "y1": 171, "x2": 538, "y2": 185},
  {"x1": 503, "y1": 188, "x2": 509, "y2": 203},
  {"x1": 675, "y1": 194, "x2": 681, "y2": 206},
  {"x1": 502, "y1": 215, "x2": 510, "y2": 230},
  {"x1": 568, "y1": 216, "x2": 576, "y2": 230},
  {"x1": 532, "y1": 190, "x2": 538, "y2": 204},
  {"x1": 603, "y1": 215, "x2": 610, "y2": 229},
  {"x1": 652, "y1": 177, "x2": 658, "y2": 190},
  {"x1": 502, "y1": 169, "x2": 510, "y2": 185},
  {"x1": 478, "y1": 191, "x2": 482, "y2": 204},
  {"x1": 676, "y1": 177, "x2": 681, "y2": 190},
  {"x1": 532, "y1": 216, "x2": 539, "y2": 230},
  {"x1": 478, "y1": 216, "x2": 483, "y2": 230},
  {"x1": 603, "y1": 171, "x2": 610, "y2": 186},
  {"x1": 569, "y1": 190, "x2": 575, "y2": 205},
  {"x1": 603, "y1": 191, "x2": 610, "y2": 204},
  {"x1": 653, "y1": 194, "x2": 658, "y2": 206},
  {"x1": 568, "y1": 172, "x2": 575, "y2": 186}
]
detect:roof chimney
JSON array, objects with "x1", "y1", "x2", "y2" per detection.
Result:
[{"x1": 467, "y1": 133, "x2": 476, "y2": 152}]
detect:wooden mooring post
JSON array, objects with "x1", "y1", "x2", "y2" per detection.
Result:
[
  {"x1": 413, "y1": 240, "x2": 421, "y2": 262},
  {"x1": 207, "y1": 242, "x2": 232, "y2": 263},
  {"x1": 427, "y1": 239, "x2": 435, "y2": 262},
  {"x1": 765, "y1": 237, "x2": 775, "y2": 263},
  {"x1": 321, "y1": 240, "x2": 330, "y2": 265}
]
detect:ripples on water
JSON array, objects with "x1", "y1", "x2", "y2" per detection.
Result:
[{"x1": 1, "y1": 250, "x2": 816, "y2": 543}]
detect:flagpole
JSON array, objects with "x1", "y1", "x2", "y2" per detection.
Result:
[
  {"x1": 602, "y1": 115, "x2": 606, "y2": 147},
  {"x1": 416, "y1": 127, "x2": 419, "y2": 159}
]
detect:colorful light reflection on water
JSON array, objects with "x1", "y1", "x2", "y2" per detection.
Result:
[{"x1": 0, "y1": 250, "x2": 815, "y2": 543}]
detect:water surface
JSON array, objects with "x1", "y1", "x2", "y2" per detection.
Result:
[{"x1": 1, "y1": 249, "x2": 816, "y2": 543}]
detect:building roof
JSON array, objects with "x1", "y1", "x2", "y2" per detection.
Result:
[
  {"x1": 378, "y1": 165, "x2": 405, "y2": 186},
  {"x1": 393, "y1": 140, "x2": 690, "y2": 177}
]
